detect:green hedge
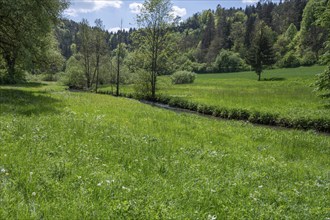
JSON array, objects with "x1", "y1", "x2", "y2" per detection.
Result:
[
  {"x1": 97, "y1": 91, "x2": 330, "y2": 133},
  {"x1": 153, "y1": 95, "x2": 330, "y2": 133}
]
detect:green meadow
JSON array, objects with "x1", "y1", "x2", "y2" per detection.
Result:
[
  {"x1": 160, "y1": 66, "x2": 329, "y2": 121},
  {"x1": 100, "y1": 66, "x2": 330, "y2": 122},
  {"x1": 1, "y1": 82, "x2": 329, "y2": 219}
]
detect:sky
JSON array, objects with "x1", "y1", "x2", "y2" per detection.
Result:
[{"x1": 63, "y1": 0, "x2": 262, "y2": 32}]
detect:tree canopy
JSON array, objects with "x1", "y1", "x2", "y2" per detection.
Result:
[{"x1": 0, "y1": 0, "x2": 68, "y2": 83}]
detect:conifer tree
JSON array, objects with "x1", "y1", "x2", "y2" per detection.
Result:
[{"x1": 246, "y1": 20, "x2": 276, "y2": 81}]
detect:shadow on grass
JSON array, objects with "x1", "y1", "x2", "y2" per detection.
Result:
[
  {"x1": 263, "y1": 77, "x2": 286, "y2": 81},
  {"x1": 0, "y1": 88, "x2": 62, "y2": 116},
  {"x1": 0, "y1": 82, "x2": 48, "y2": 88}
]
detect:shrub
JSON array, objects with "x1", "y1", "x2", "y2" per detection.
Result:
[
  {"x1": 214, "y1": 49, "x2": 246, "y2": 73},
  {"x1": 66, "y1": 66, "x2": 85, "y2": 89},
  {"x1": 132, "y1": 70, "x2": 152, "y2": 99},
  {"x1": 171, "y1": 71, "x2": 196, "y2": 84},
  {"x1": 150, "y1": 95, "x2": 330, "y2": 132},
  {"x1": 64, "y1": 55, "x2": 85, "y2": 89}
]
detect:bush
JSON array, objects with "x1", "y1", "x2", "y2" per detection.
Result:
[
  {"x1": 171, "y1": 71, "x2": 196, "y2": 84},
  {"x1": 64, "y1": 55, "x2": 85, "y2": 89},
  {"x1": 132, "y1": 70, "x2": 152, "y2": 99},
  {"x1": 214, "y1": 49, "x2": 246, "y2": 73},
  {"x1": 66, "y1": 66, "x2": 85, "y2": 89},
  {"x1": 151, "y1": 95, "x2": 330, "y2": 132}
]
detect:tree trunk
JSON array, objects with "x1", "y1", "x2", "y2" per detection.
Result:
[
  {"x1": 4, "y1": 53, "x2": 16, "y2": 84},
  {"x1": 116, "y1": 54, "x2": 120, "y2": 96},
  {"x1": 151, "y1": 71, "x2": 156, "y2": 99},
  {"x1": 258, "y1": 72, "x2": 261, "y2": 81},
  {"x1": 95, "y1": 67, "x2": 99, "y2": 93}
]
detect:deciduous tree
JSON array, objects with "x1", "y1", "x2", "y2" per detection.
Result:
[
  {"x1": 0, "y1": 0, "x2": 68, "y2": 83},
  {"x1": 93, "y1": 19, "x2": 107, "y2": 92},
  {"x1": 78, "y1": 19, "x2": 93, "y2": 89},
  {"x1": 135, "y1": 0, "x2": 174, "y2": 98}
]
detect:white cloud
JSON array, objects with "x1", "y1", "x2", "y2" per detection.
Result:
[
  {"x1": 108, "y1": 27, "x2": 130, "y2": 33},
  {"x1": 128, "y1": 3, "x2": 186, "y2": 18},
  {"x1": 129, "y1": 2, "x2": 143, "y2": 14},
  {"x1": 64, "y1": 8, "x2": 79, "y2": 17},
  {"x1": 64, "y1": 0, "x2": 123, "y2": 17},
  {"x1": 242, "y1": 0, "x2": 259, "y2": 3},
  {"x1": 171, "y1": 6, "x2": 187, "y2": 18}
]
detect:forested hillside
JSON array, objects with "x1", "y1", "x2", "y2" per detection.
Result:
[{"x1": 56, "y1": 0, "x2": 327, "y2": 75}]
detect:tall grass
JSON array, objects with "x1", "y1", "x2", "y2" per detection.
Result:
[
  {"x1": 160, "y1": 66, "x2": 329, "y2": 121},
  {"x1": 0, "y1": 83, "x2": 329, "y2": 218}
]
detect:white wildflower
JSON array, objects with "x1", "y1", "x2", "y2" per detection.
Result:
[
  {"x1": 122, "y1": 186, "x2": 131, "y2": 191},
  {"x1": 1, "y1": 168, "x2": 6, "y2": 173},
  {"x1": 32, "y1": 192, "x2": 36, "y2": 196},
  {"x1": 208, "y1": 214, "x2": 217, "y2": 220},
  {"x1": 106, "y1": 179, "x2": 114, "y2": 185},
  {"x1": 97, "y1": 181, "x2": 103, "y2": 186}
]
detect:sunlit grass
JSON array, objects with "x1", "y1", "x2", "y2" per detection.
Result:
[
  {"x1": 99, "y1": 66, "x2": 329, "y2": 121},
  {"x1": 157, "y1": 66, "x2": 329, "y2": 121},
  {"x1": 0, "y1": 83, "x2": 329, "y2": 219}
]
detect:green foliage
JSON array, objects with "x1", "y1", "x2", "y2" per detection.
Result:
[
  {"x1": 229, "y1": 20, "x2": 247, "y2": 56},
  {"x1": 152, "y1": 94, "x2": 330, "y2": 132},
  {"x1": 300, "y1": 50, "x2": 317, "y2": 66},
  {"x1": 274, "y1": 35, "x2": 290, "y2": 59},
  {"x1": 132, "y1": 69, "x2": 152, "y2": 98},
  {"x1": 171, "y1": 71, "x2": 196, "y2": 84},
  {"x1": 284, "y1": 23, "x2": 298, "y2": 40},
  {"x1": 134, "y1": 0, "x2": 175, "y2": 98},
  {"x1": 199, "y1": 10, "x2": 216, "y2": 62},
  {"x1": 298, "y1": 0, "x2": 328, "y2": 60},
  {"x1": 65, "y1": 55, "x2": 85, "y2": 89},
  {"x1": 246, "y1": 21, "x2": 276, "y2": 80},
  {"x1": 0, "y1": 0, "x2": 68, "y2": 83},
  {"x1": 312, "y1": 0, "x2": 330, "y2": 104},
  {"x1": 315, "y1": 66, "x2": 330, "y2": 104},
  {"x1": 214, "y1": 49, "x2": 247, "y2": 73},
  {"x1": 278, "y1": 51, "x2": 301, "y2": 68},
  {"x1": 35, "y1": 32, "x2": 65, "y2": 74}
]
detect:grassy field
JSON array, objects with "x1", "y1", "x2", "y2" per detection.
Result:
[
  {"x1": 100, "y1": 66, "x2": 330, "y2": 122},
  {"x1": 161, "y1": 66, "x2": 330, "y2": 121},
  {"x1": 0, "y1": 83, "x2": 329, "y2": 219}
]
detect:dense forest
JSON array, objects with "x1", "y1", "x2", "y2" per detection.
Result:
[{"x1": 0, "y1": 0, "x2": 329, "y2": 98}]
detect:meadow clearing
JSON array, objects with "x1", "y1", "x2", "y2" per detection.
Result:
[
  {"x1": 0, "y1": 81, "x2": 329, "y2": 219},
  {"x1": 100, "y1": 66, "x2": 330, "y2": 132},
  {"x1": 161, "y1": 66, "x2": 329, "y2": 120},
  {"x1": 102, "y1": 66, "x2": 329, "y2": 120}
]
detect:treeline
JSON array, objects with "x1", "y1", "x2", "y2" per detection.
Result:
[
  {"x1": 0, "y1": 0, "x2": 329, "y2": 100},
  {"x1": 56, "y1": 0, "x2": 328, "y2": 78},
  {"x1": 55, "y1": 19, "x2": 135, "y2": 60},
  {"x1": 55, "y1": 19, "x2": 135, "y2": 91},
  {"x1": 165, "y1": 0, "x2": 327, "y2": 73}
]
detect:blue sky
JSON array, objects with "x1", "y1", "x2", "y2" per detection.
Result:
[{"x1": 63, "y1": 0, "x2": 261, "y2": 32}]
